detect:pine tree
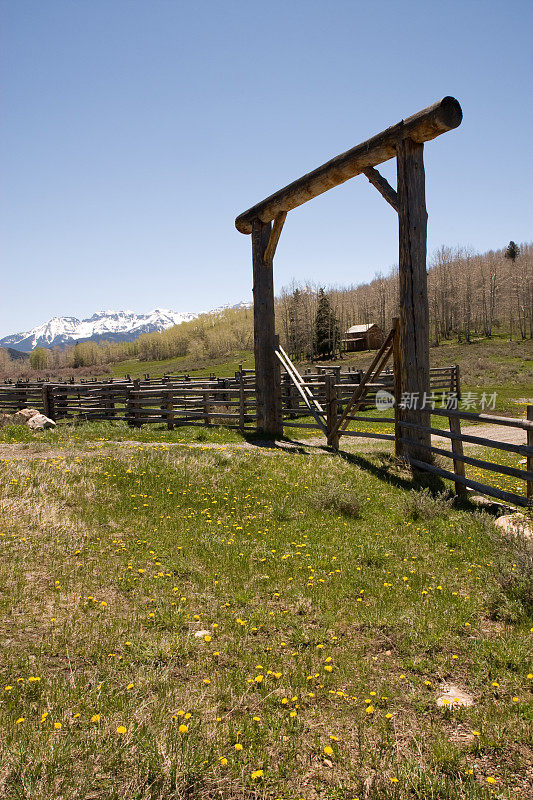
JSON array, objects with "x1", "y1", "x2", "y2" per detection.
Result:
[
  {"x1": 313, "y1": 288, "x2": 340, "y2": 359},
  {"x1": 505, "y1": 241, "x2": 520, "y2": 262}
]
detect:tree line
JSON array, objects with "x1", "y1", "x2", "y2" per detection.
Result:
[{"x1": 3, "y1": 240, "x2": 531, "y2": 374}]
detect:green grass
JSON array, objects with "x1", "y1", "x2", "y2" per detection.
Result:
[
  {"x1": 0, "y1": 427, "x2": 531, "y2": 799},
  {"x1": 110, "y1": 351, "x2": 255, "y2": 379}
]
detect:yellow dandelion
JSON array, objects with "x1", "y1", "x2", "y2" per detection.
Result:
[
  {"x1": 324, "y1": 746, "x2": 334, "y2": 756},
  {"x1": 116, "y1": 725, "x2": 127, "y2": 734},
  {"x1": 178, "y1": 724, "x2": 188, "y2": 734}
]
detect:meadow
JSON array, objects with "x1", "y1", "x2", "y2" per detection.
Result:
[{"x1": 0, "y1": 422, "x2": 531, "y2": 800}]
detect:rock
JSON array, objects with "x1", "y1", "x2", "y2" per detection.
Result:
[
  {"x1": 26, "y1": 413, "x2": 56, "y2": 430},
  {"x1": 436, "y1": 685, "x2": 474, "y2": 708},
  {"x1": 12, "y1": 408, "x2": 40, "y2": 424},
  {"x1": 0, "y1": 413, "x2": 13, "y2": 427},
  {"x1": 193, "y1": 630, "x2": 211, "y2": 639},
  {"x1": 494, "y1": 514, "x2": 533, "y2": 540}
]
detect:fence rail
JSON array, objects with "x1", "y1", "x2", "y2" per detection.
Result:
[{"x1": 3, "y1": 362, "x2": 529, "y2": 508}]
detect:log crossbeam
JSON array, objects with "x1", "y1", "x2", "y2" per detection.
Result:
[
  {"x1": 236, "y1": 96, "x2": 462, "y2": 234},
  {"x1": 363, "y1": 167, "x2": 398, "y2": 212}
]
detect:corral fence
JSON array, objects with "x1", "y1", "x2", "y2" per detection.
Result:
[{"x1": 1, "y1": 362, "x2": 531, "y2": 508}]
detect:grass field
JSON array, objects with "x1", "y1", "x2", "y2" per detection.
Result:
[{"x1": 0, "y1": 423, "x2": 532, "y2": 799}]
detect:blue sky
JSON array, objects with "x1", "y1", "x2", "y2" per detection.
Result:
[{"x1": 1, "y1": 0, "x2": 532, "y2": 336}]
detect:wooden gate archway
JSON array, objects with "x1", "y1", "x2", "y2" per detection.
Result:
[{"x1": 235, "y1": 97, "x2": 462, "y2": 463}]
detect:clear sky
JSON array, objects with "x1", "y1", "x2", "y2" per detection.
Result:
[{"x1": 1, "y1": 0, "x2": 532, "y2": 337}]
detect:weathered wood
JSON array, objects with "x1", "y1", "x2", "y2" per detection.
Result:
[
  {"x1": 264, "y1": 212, "x2": 287, "y2": 264},
  {"x1": 398, "y1": 419, "x2": 533, "y2": 457},
  {"x1": 407, "y1": 457, "x2": 528, "y2": 508},
  {"x1": 527, "y1": 406, "x2": 533, "y2": 502},
  {"x1": 236, "y1": 97, "x2": 462, "y2": 233},
  {"x1": 399, "y1": 437, "x2": 533, "y2": 482},
  {"x1": 325, "y1": 375, "x2": 339, "y2": 450},
  {"x1": 392, "y1": 317, "x2": 403, "y2": 456},
  {"x1": 428, "y1": 407, "x2": 533, "y2": 430},
  {"x1": 328, "y1": 328, "x2": 394, "y2": 442},
  {"x1": 397, "y1": 137, "x2": 431, "y2": 463},
  {"x1": 252, "y1": 220, "x2": 283, "y2": 437},
  {"x1": 363, "y1": 167, "x2": 399, "y2": 212},
  {"x1": 448, "y1": 414, "x2": 468, "y2": 497}
]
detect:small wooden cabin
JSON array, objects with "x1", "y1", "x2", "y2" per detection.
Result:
[{"x1": 342, "y1": 323, "x2": 384, "y2": 351}]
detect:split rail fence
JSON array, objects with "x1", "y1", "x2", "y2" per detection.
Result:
[{"x1": 1, "y1": 362, "x2": 531, "y2": 507}]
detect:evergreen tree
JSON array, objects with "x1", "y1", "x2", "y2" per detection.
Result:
[
  {"x1": 313, "y1": 288, "x2": 340, "y2": 359},
  {"x1": 505, "y1": 241, "x2": 520, "y2": 262}
]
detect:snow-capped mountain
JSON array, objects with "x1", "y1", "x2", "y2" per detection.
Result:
[{"x1": 0, "y1": 309, "x2": 199, "y2": 352}]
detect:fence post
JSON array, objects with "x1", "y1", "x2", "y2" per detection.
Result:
[
  {"x1": 392, "y1": 317, "x2": 403, "y2": 457},
  {"x1": 238, "y1": 368, "x2": 246, "y2": 432},
  {"x1": 42, "y1": 385, "x2": 55, "y2": 420},
  {"x1": 203, "y1": 391, "x2": 211, "y2": 426},
  {"x1": 454, "y1": 364, "x2": 461, "y2": 400},
  {"x1": 166, "y1": 387, "x2": 174, "y2": 430},
  {"x1": 325, "y1": 374, "x2": 339, "y2": 451},
  {"x1": 448, "y1": 412, "x2": 468, "y2": 498},
  {"x1": 526, "y1": 406, "x2": 533, "y2": 501}
]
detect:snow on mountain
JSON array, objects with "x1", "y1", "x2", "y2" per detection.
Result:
[{"x1": 0, "y1": 309, "x2": 199, "y2": 352}]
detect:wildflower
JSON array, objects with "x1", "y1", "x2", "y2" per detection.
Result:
[
  {"x1": 15, "y1": 717, "x2": 25, "y2": 724},
  {"x1": 116, "y1": 726, "x2": 127, "y2": 734},
  {"x1": 91, "y1": 714, "x2": 101, "y2": 723},
  {"x1": 486, "y1": 777, "x2": 496, "y2": 784},
  {"x1": 324, "y1": 746, "x2": 334, "y2": 756},
  {"x1": 251, "y1": 769, "x2": 264, "y2": 779},
  {"x1": 472, "y1": 730, "x2": 480, "y2": 736},
  {"x1": 54, "y1": 722, "x2": 62, "y2": 730},
  {"x1": 219, "y1": 757, "x2": 228, "y2": 766},
  {"x1": 234, "y1": 743, "x2": 243, "y2": 751},
  {"x1": 365, "y1": 705, "x2": 374, "y2": 714},
  {"x1": 126, "y1": 683, "x2": 134, "y2": 690},
  {"x1": 179, "y1": 724, "x2": 188, "y2": 734}
]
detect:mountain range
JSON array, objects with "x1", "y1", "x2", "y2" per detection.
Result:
[{"x1": 1, "y1": 308, "x2": 201, "y2": 352}]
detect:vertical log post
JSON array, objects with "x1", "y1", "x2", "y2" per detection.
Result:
[
  {"x1": 396, "y1": 138, "x2": 431, "y2": 464},
  {"x1": 392, "y1": 317, "x2": 403, "y2": 457},
  {"x1": 325, "y1": 374, "x2": 339, "y2": 451},
  {"x1": 42, "y1": 385, "x2": 56, "y2": 421},
  {"x1": 238, "y1": 368, "x2": 246, "y2": 432},
  {"x1": 166, "y1": 387, "x2": 174, "y2": 430},
  {"x1": 454, "y1": 364, "x2": 462, "y2": 400},
  {"x1": 203, "y1": 391, "x2": 211, "y2": 426},
  {"x1": 448, "y1": 413, "x2": 468, "y2": 498},
  {"x1": 526, "y1": 406, "x2": 533, "y2": 502},
  {"x1": 252, "y1": 219, "x2": 283, "y2": 438}
]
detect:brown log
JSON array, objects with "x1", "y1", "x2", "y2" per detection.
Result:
[
  {"x1": 392, "y1": 317, "x2": 403, "y2": 456},
  {"x1": 264, "y1": 212, "x2": 287, "y2": 264},
  {"x1": 236, "y1": 97, "x2": 462, "y2": 234},
  {"x1": 397, "y1": 138, "x2": 431, "y2": 463},
  {"x1": 448, "y1": 414, "x2": 468, "y2": 497},
  {"x1": 252, "y1": 220, "x2": 283, "y2": 437},
  {"x1": 363, "y1": 167, "x2": 398, "y2": 211}
]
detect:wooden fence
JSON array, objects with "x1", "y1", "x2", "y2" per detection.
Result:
[{"x1": 2, "y1": 362, "x2": 530, "y2": 508}]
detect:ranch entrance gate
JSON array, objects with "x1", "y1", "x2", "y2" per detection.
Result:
[{"x1": 235, "y1": 96, "x2": 463, "y2": 465}]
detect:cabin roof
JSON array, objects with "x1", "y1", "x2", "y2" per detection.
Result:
[{"x1": 345, "y1": 323, "x2": 378, "y2": 334}]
